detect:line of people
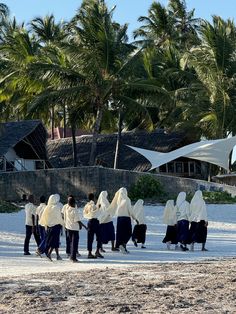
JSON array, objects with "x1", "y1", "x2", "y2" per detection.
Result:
[
  {"x1": 162, "y1": 190, "x2": 208, "y2": 251},
  {"x1": 23, "y1": 187, "x2": 147, "y2": 262}
]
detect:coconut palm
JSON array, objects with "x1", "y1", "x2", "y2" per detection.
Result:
[
  {"x1": 26, "y1": 0, "x2": 162, "y2": 167},
  {"x1": 184, "y1": 16, "x2": 236, "y2": 139},
  {"x1": 134, "y1": 0, "x2": 200, "y2": 50},
  {"x1": 30, "y1": 15, "x2": 66, "y2": 44}
]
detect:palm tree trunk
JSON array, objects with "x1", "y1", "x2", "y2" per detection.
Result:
[
  {"x1": 72, "y1": 123, "x2": 78, "y2": 167},
  {"x1": 114, "y1": 109, "x2": 123, "y2": 169},
  {"x1": 63, "y1": 104, "x2": 66, "y2": 138},
  {"x1": 89, "y1": 106, "x2": 103, "y2": 166},
  {"x1": 51, "y1": 106, "x2": 55, "y2": 140}
]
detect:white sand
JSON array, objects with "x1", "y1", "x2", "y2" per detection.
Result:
[{"x1": 0, "y1": 204, "x2": 235, "y2": 313}]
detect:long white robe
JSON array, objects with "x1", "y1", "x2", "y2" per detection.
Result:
[
  {"x1": 163, "y1": 200, "x2": 177, "y2": 226},
  {"x1": 96, "y1": 191, "x2": 111, "y2": 224},
  {"x1": 132, "y1": 199, "x2": 145, "y2": 224},
  {"x1": 39, "y1": 194, "x2": 64, "y2": 227},
  {"x1": 190, "y1": 190, "x2": 208, "y2": 222},
  {"x1": 175, "y1": 192, "x2": 190, "y2": 222}
]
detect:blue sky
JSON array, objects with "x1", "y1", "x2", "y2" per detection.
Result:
[{"x1": 2, "y1": 0, "x2": 236, "y2": 38}]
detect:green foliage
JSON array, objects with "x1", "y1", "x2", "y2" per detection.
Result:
[
  {"x1": 202, "y1": 191, "x2": 236, "y2": 204},
  {"x1": 0, "y1": 200, "x2": 20, "y2": 213},
  {"x1": 129, "y1": 175, "x2": 166, "y2": 201}
]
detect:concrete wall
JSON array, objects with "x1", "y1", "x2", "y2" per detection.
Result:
[
  {"x1": 0, "y1": 166, "x2": 236, "y2": 202},
  {"x1": 214, "y1": 175, "x2": 236, "y2": 187}
]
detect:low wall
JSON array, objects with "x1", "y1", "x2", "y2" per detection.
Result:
[{"x1": 0, "y1": 166, "x2": 236, "y2": 202}]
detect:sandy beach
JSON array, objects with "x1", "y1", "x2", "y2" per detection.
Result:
[
  {"x1": 0, "y1": 204, "x2": 236, "y2": 313},
  {"x1": 0, "y1": 259, "x2": 235, "y2": 313}
]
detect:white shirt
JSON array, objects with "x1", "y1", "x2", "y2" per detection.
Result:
[
  {"x1": 36, "y1": 203, "x2": 47, "y2": 221},
  {"x1": 176, "y1": 201, "x2": 190, "y2": 222},
  {"x1": 116, "y1": 199, "x2": 133, "y2": 218},
  {"x1": 25, "y1": 203, "x2": 37, "y2": 226},
  {"x1": 64, "y1": 205, "x2": 81, "y2": 231},
  {"x1": 83, "y1": 201, "x2": 101, "y2": 220}
]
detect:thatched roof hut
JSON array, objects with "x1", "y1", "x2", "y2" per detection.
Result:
[{"x1": 47, "y1": 129, "x2": 190, "y2": 172}]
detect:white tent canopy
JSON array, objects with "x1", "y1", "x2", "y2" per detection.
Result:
[{"x1": 127, "y1": 136, "x2": 236, "y2": 171}]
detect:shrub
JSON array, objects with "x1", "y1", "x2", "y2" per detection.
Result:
[
  {"x1": 129, "y1": 175, "x2": 166, "y2": 201},
  {"x1": 0, "y1": 200, "x2": 20, "y2": 213},
  {"x1": 202, "y1": 191, "x2": 236, "y2": 204}
]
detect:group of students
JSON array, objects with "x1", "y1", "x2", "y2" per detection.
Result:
[
  {"x1": 162, "y1": 190, "x2": 208, "y2": 251},
  {"x1": 23, "y1": 187, "x2": 147, "y2": 262}
]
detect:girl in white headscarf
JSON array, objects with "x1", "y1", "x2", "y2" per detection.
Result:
[
  {"x1": 162, "y1": 200, "x2": 178, "y2": 250},
  {"x1": 189, "y1": 190, "x2": 208, "y2": 251},
  {"x1": 39, "y1": 194, "x2": 64, "y2": 261},
  {"x1": 96, "y1": 191, "x2": 116, "y2": 252},
  {"x1": 175, "y1": 192, "x2": 190, "y2": 251},
  {"x1": 108, "y1": 187, "x2": 134, "y2": 253},
  {"x1": 131, "y1": 199, "x2": 147, "y2": 248}
]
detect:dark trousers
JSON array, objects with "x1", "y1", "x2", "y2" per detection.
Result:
[
  {"x1": 38, "y1": 225, "x2": 46, "y2": 253},
  {"x1": 24, "y1": 225, "x2": 41, "y2": 253},
  {"x1": 68, "y1": 230, "x2": 79, "y2": 260},
  {"x1": 87, "y1": 218, "x2": 101, "y2": 252},
  {"x1": 65, "y1": 229, "x2": 71, "y2": 254}
]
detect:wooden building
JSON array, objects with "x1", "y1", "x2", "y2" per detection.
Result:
[{"x1": 0, "y1": 120, "x2": 50, "y2": 172}]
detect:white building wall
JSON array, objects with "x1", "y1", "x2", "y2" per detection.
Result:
[
  {"x1": 4, "y1": 148, "x2": 36, "y2": 171},
  {"x1": 4, "y1": 148, "x2": 19, "y2": 161}
]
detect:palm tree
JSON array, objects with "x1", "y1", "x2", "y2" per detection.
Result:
[
  {"x1": 134, "y1": 0, "x2": 200, "y2": 50},
  {"x1": 30, "y1": 15, "x2": 68, "y2": 138},
  {"x1": 134, "y1": 1, "x2": 175, "y2": 48},
  {"x1": 26, "y1": 0, "x2": 161, "y2": 168},
  {"x1": 30, "y1": 15, "x2": 66, "y2": 44},
  {"x1": 184, "y1": 16, "x2": 236, "y2": 139}
]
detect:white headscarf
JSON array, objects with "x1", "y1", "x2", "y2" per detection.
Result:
[
  {"x1": 133, "y1": 199, "x2": 145, "y2": 224},
  {"x1": 96, "y1": 191, "x2": 110, "y2": 211},
  {"x1": 190, "y1": 190, "x2": 207, "y2": 222},
  {"x1": 163, "y1": 200, "x2": 176, "y2": 225},
  {"x1": 107, "y1": 187, "x2": 132, "y2": 217},
  {"x1": 176, "y1": 192, "x2": 186, "y2": 208},
  {"x1": 39, "y1": 194, "x2": 64, "y2": 227},
  {"x1": 175, "y1": 191, "x2": 190, "y2": 221},
  {"x1": 96, "y1": 191, "x2": 111, "y2": 223}
]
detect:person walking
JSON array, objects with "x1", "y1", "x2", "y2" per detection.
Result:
[
  {"x1": 132, "y1": 199, "x2": 147, "y2": 249},
  {"x1": 162, "y1": 199, "x2": 178, "y2": 250},
  {"x1": 96, "y1": 191, "x2": 117, "y2": 252},
  {"x1": 64, "y1": 196, "x2": 82, "y2": 263},
  {"x1": 108, "y1": 187, "x2": 134, "y2": 253},
  {"x1": 189, "y1": 190, "x2": 208, "y2": 251},
  {"x1": 23, "y1": 194, "x2": 41, "y2": 255},
  {"x1": 175, "y1": 192, "x2": 190, "y2": 251},
  {"x1": 35, "y1": 195, "x2": 47, "y2": 256},
  {"x1": 83, "y1": 193, "x2": 103, "y2": 259},
  {"x1": 39, "y1": 194, "x2": 64, "y2": 261}
]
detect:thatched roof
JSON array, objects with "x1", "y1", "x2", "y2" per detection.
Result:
[
  {"x1": 47, "y1": 129, "x2": 189, "y2": 171},
  {"x1": 0, "y1": 120, "x2": 48, "y2": 160}
]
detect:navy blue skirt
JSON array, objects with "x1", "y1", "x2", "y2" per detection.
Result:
[
  {"x1": 116, "y1": 216, "x2": 132, "y2": 247},
  {"x1": 195, "y1": 220, "x2": 208, "y2": 243},
  {"x1": 100, "y1": 221, "x2": 115, "y2": 244},
  {"x1": 188, "y1": 221, "x2": 198, "y2": 244},
  {"x1": 132, "y1": 224, "x2": 147, "y2": 244},
  {"x1": 46, "y1": 224, "x2": 61, "y2": 249},
  {"x1": 163, "y1": 225, "x2": 178, "y2": 244},
  {"x1": 177, "y1": 220, "x2": 189, "y2": 244}
]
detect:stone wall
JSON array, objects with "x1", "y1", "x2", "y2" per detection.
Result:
[{"x1": 0, "y1": 166, "x2": 236, "y2": 202}]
